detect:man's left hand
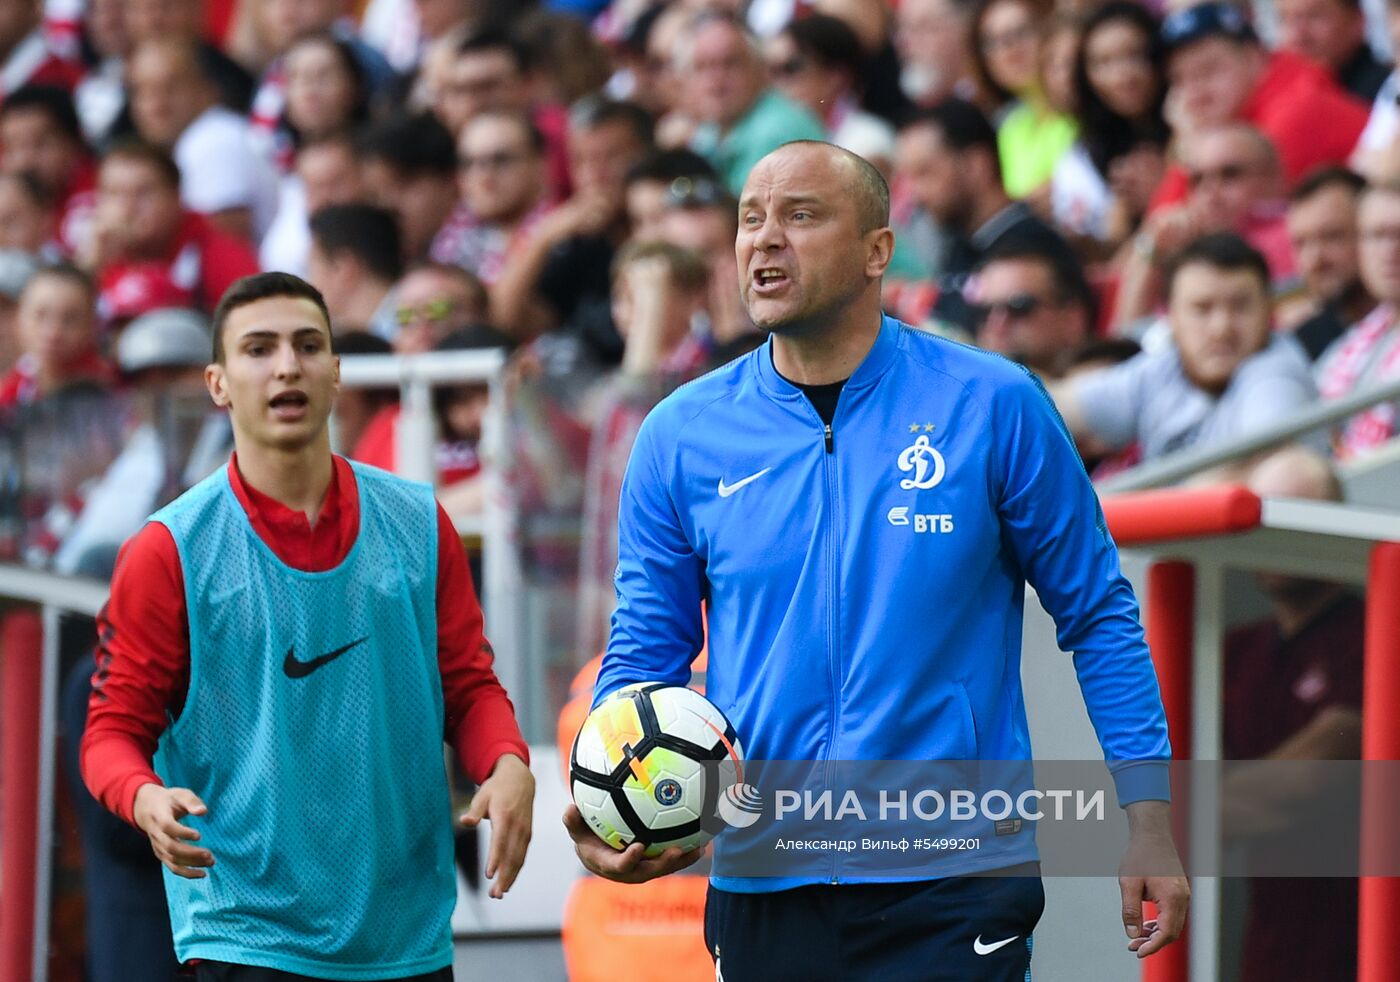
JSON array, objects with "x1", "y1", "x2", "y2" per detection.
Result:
[
  {"x1": 1118, "y1": 800, "x2": 1190, "y2": 958},
  {"x1": 460, "y1": 754, "x2": 535, "y2": 899}
]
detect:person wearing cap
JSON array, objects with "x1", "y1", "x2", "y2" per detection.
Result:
[
  {"x1": 1155, "y1": 1, "x2": 1367, "y2": 204},
  {"x1": 52, "y1": 308, "x2": 226, "y2": 577}
]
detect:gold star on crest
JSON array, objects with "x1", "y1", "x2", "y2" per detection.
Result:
[
  {"x1": 908, "y1": 423, "x2": 921, "y2": 433},
  {"x1": 923, "y1": 423, "x2": 936, "y2": 432}
]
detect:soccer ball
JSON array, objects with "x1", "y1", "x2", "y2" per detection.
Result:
[{"x1": 570, "y1": 682, "x2": 745, "y2": 857}]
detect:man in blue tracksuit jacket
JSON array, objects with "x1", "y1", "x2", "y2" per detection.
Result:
[{"x1": 564, "y1": 141, "x2": 1190, "y2": 981}]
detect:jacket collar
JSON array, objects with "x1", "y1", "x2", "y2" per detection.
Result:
[{"x1": 756, "y1": 314, "x2": 902, "y2": 399}]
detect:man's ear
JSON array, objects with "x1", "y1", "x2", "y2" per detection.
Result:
[
  {"x1": 205, "y1": 362, "x2": 229, "y2": 407},
  {"x1": 864, "y1": 226, "x2": 895, "y2": 280}
]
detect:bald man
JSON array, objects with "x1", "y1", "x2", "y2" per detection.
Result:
[
  {"x1": 565, "y1": 141, "x2": 1188, "y2": 980},
  {"x1": 1222, "y1": 446, "x2": 1363, "y2": 982}
]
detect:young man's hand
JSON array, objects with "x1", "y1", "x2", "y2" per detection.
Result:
[
  {"x1": 460, "y1": 753, "x2": 535, "y2": 899},
  {"x1": 133, "y1": 782, "x2": 214, "y2": 879},
  {"x1": 562, "y1": 803, "x2": 704, "y2": 883}
]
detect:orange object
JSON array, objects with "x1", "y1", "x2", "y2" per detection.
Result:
[
  {"x1": 1359, "y1": 542, "x2": 1400, "y2": 982},
  {"x1": 1103, "y1": 485, "x2": 1261, "y2": 547},
  {"x1": 562, "y1": 876, "x2": 713, "y2": 982}
]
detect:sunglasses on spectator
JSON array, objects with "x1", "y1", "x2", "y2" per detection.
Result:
[
  {"x1": 396, "y1": 299, "x2": 457, "y2": 326},
  {"x1": 971, "y1": 294, "x2": 1047, "y2": 323},
  {"x1": 459, "y1": 151, "x2": 528, "y2": 172},
  {"x1": 1187, "y1": 163, "x2": 1252, "y2": 188},
  {"x1": 664, "y1": 176, "x2": 728, "y2": 209},
  {"x1": 767, "y1": 56, "x2": 810, "y2": 78}
]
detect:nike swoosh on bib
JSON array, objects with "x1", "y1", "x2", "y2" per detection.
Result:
[
  {"x1": 717, "y1": 467, "x2": 773, "y2": 498},
  {"x1": 283, "y1": 636, "x2": 369, "y2": 679},
  {"x1": 973, "y1": 934, "x2": 1020, "y2": 955}
]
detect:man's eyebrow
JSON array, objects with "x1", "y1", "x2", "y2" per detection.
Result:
[
  {"x1": 738, "y1": 194, "x2": 825, "y2": 209},
  {"x1": 237, "y1": 327, "x2": 328, "y2": 342}
]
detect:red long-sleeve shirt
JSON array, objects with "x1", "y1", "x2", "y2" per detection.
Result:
[{"x1": 81, "y1": 453, "x2": 529, "y2": 825}]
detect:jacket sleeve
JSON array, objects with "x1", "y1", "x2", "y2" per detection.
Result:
[
  {"x1": 993, "y1": 368, "x2": 1172, "y2": 805},
  {"x1": 592, "y1": 410, "x2": 706, "y2": 707}
]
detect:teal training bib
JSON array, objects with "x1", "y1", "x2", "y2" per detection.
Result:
[{"x1": 151, "y1": 462, "x2": 453, "y2": 980}]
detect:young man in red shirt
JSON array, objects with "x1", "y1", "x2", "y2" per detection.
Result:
[
  {"x1": 91, "y1": 141, "x2": 259, "y2": 327},
  {"x1": 82, "y1": 272, "x2": 535, "y2": 981}
]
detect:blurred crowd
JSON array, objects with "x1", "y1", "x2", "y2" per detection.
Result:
[{"x1": 0, "y1": 0, "x2": 1394, "y2": 650}]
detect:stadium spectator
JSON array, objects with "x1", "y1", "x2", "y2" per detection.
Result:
[
  {"x1": 307, "y1": 201, "x2": 404, "y2": 336},
  {"x1": 1223, "y1": 446, "x2": 1364, "y2": 982},
  {"x1": 260, "y1": 133, "x2": 365, "y2": 277},
  {"x1": 280, "y1": 32, "x2": 371, "y2": 147},
  {"x1": 432, "y1": 29, "x2": 571, "y2": 197},
  {"x1": 54, "y1": 307, "x2": 226, "y2": 576},
  {"x1": 603, "y1": 3, "x2": 674, "y2": 116},
  {"x1": 389, "y1": 262, "x2": 489, "y2": 355},
  {"x1": 1285, "y1": 167, "x2": 1373, "y2": 360},
  {"x1": 91, "y1": 141, "x2": 259, "y2": 326},
  {"x1": 1116, "y1": 124, "x2": 1295, "y2": 327},
  {"x1": 0, "y1": 263, "x2": 110, "y2": 409},
  {"x1": 1059, "y1": 335, "x2": 1144, "y2": 475},
  {"x1": 894, "y1": 0, "x2": 975, "y2": 107},
  {"x1": 1157, "y1": 2, "x2": 1367, "y2": 196},
  {"x1": 492, "y1": 97, "x2": 653, "y2": 361},
  {"x1": 125, "y1": 0, "x2": 256, "y2": 114},
  {"x1": 1053, "y1": 233, "x2": 1323, "y2": 462},
  {"x1": 72, "y1": 0, "x2": 131, "y2": 146},
  {"x1": 972, "y1": 0, "x2": 1078, "y2": 198},
  {"x1": 1053, "y1": 1, "x2": 1168, "y2": 248},
  {"x1": 657, "y1": 176, "x2": 757, "y2": 360},
  {"x1": 361, "y1": 0, "x2": 479, "y2": 74},
  {"x1": 429, "y1": 110, "x2": 553, "y2": 288},
  {"x1": 894, "y1": 99, "x2": 1075, "y2": 331},
  {"x1": 0, "y1": 171, "x2": 58, "y2": 255},
  {"x1": 764, "y1": 15, "x2": 896, "y2": 169},
  {"x1": 0, "y1": 248, "x2": 37, "y2": 374},
  {"x1": 513, "y1": 8, "x2": 613, "y2": 110},
  {"x1": 965, "y1": 241, "x2": 1093, "y2": 378},
  {"x1": 574, "y1": 241, "x2": 712, "y2": 657},
  {"x1": 248, "y1": 0, "x2": 397, "y2": 170},
  {"x1": 127, "y1": 38, "x2": 279, "y2": 241},
  {"x1": 1275, "y1": 0, "x2": 1387, "y2": 103},
  {"x1": 0, "y1": 0, "x2": 82, "y2": 96},
  {"x1": 678, "y1": 14, "x2": 826, "y2": 195},
  {"x1": 1317, "y1": 180, "x2": 1400, "y2": 457},
  {"x1": 355, "y1": 320, "x2": 509, "y2": 520},
  {"x1": 623, "y1": 149, "x2": 721, "y2": 243},
  {"x1": 0, "y1": 85, "x2": 96, "y2": 255},
  {"x1": 359, "y1": 111, "x2": 459, "y2": 262}
]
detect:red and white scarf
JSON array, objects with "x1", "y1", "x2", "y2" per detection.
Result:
[{"x1": 1317, "y1": 304, "x2": 1400, "y2": 458}]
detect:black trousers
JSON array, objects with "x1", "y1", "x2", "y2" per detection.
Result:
[{"x1": 704, "y1": 866, "x2": 1045, "y2": 982}]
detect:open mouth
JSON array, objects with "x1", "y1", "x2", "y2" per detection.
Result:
[
  {"x1": 752, "y1": 268, "x2": 791, "y2": 294},
  {"x1": 269, "y1": 390, "x2": 310, "y2": 419}
]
